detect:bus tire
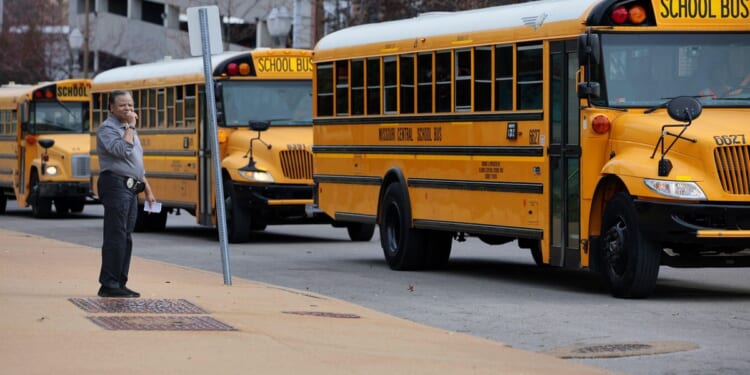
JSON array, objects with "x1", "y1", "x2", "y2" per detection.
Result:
[
  {"x1": 54, "y1": 199, "x2": 71, "y2": 215},
  {"x1": 347, "y1": 222, "x2": 375, "y2": 242},
  {"x1": 0, "y1": 195, "x2": 6, "y2": 214},
  {"x1": 599, "y1": 192, "x2": 661, "y2": 299},
  {"x1": 30, "y1": 171, "x2": 52, "y2": 218},
  {"x1": 424, "y1": 230, "x2": 452, "y2": 269},
  {"x1": 379, "y1": 182, "x2": 426, "y2": 270},
  {"x1": 70, "y1": 198, "x2": 85, "y2": 213},
  {"x1": 224, "y1": 180, "x2": 250, "y2": 243}
]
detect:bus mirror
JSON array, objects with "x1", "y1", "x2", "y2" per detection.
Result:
[
  {"x1": 577, "y1": 33, "x2": 600, "y2": 66},
  {"x1": 577, "y1": 81, "x2": 600, "y2": 99},
  {"x1": 19, "y1": 102, "x2": 29, "y2": 123},
  {"x1": 248, "y1": 120, "x2": 270, "y2": 132},
  {"x1": 667, "y1": 96, "x2": 702, "y2": 122},
  {"x1": 215, "y1": 82, "x2": 223, "y2": 100}
]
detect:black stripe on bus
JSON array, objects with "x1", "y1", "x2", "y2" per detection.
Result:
[
  {"x1": 408, "y1": 178, "x2": 543, "y2": 194},
  {"x1": 314, "y1": 112, "x2": 543, "y2": 125},
  {"x1": 93, "y1": 170, "x2": 196, "y2": 180},
  {"x1": 312, "y1": 145, "x2": 543, "y2": 157},
  {"x1": 0, "y1": 153, "x2": 16, "y2": 159},
  {"x1": 413, "y1": 219, "x2": 543, "y2": 239},
  {"x1": 314, "y1": 174, "x2": 382, "y2": 185},
  {"x1": 143, "y1": 150, "x2": 197, "y2": 157},
  {"x1": 0, "y1": 135, "x2": 15, "y2": 141},
  {"x1": 335, "y1": 212, "x2": 377, "y2": 224},
  {"x1": 0, "y1": 168, "x2": 13, "y2": 175}
]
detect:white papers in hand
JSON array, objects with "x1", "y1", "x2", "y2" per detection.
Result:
[{"x1": 144, "y1": 201, "x2": 162, "y2": 213}]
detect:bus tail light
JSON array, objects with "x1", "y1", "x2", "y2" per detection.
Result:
[
  {"x1": 592, "y1": 115, "x2": 611, "y2": 134},
  {"x1": 628, "y1": 5, "x2": 647, "y2": 24},
  {"x1": 611, "y1": 6, "x2": 628, "y2": 24},
  {"x1": 227, "y1": 63, "x2": 239, "y2": 76},
  {"x1": 238, "y1": 63, "x2": 251, "y2": 75}
]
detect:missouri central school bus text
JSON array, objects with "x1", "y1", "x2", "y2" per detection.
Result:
[
  {"x1": 90, "y1": 49, "x2": 368, "y2": 243},
  {"x1": 0, "y1": 79, "x2": 92, "y2": 217},
  {"x1": 311, "y1": 0, "x2": 750, "y2": 298}
]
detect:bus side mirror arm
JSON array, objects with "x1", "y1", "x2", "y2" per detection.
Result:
[{"x1": 577, "y1": 30, "x2": 601, "y2": 103}]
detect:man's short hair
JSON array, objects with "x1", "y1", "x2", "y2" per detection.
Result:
[{"x1": 108, "y1": 90, "x2": 132, "y2": 109}]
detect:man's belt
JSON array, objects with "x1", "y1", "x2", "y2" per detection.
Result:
[{"x1": 101, "y1": 171, "x2": 145, "y2": 194}]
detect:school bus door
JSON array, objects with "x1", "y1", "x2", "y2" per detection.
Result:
[{"x1": 548, "y1": 40, "x2": 581, "y2": 267}]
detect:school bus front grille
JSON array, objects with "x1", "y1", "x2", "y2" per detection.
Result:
[
  {"x1": 279, "y1": 149, "x2": 313, "y2": 180},
  {"x1": 714, "y1": 145, "x2": 750, "y2": 195},
  {"x1": 71, "y1": 154, "x2": 91, "y2": 178}
]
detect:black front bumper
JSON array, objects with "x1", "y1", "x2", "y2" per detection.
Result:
[{"x1": 38, "y1": 182, "x2": 90, "y2": 198}]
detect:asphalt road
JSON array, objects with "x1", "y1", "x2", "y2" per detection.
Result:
[{"x1": 2, "y1": 201, "x2": 749, "y2": 375}]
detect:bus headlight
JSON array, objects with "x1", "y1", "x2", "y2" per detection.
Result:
[
  {"x1": 44, "y1": 165, "x2": 58, "y2": 176},
  {"x1": 644, "y1": 179, "x2": 706, "y2": 200},
  {"x1": 238, "y1": 170, "x2": 274, "y2": 183}
]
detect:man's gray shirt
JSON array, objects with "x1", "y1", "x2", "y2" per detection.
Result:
[{"x1": 96, "y1": 114, "x2": 145, "y2": 180}]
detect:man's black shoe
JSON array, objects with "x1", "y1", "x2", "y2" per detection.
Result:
[
  {"x1": 97, "y1": 286, "x2": 137, "y2": 298},
  {"x1": 121, "y1": 286, "x2": 141, "y2": 298}
]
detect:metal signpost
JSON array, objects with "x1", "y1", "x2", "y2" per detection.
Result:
[{"x1": 187, "y1": 6, "x2": 231, "y2": 285}]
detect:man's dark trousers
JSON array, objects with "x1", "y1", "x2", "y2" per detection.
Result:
[{"x1": 98, "y1": 172, "x2": 138, "y2": 289}]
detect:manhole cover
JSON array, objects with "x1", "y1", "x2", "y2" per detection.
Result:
[
  {"x1": 87, "y1": 316, "x2": 236, "y2": 331},
  {"x1": 543, "y1": 341, "x2": 699, "y2": 359},
  {"x1": 69, "y1": 298, "x2": 207, "y2": 314},
  {"x1": 282, "y1": 311, "x2": 360, "y2": 319}
]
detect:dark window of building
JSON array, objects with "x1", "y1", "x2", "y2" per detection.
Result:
[
  {"x1": 108, "y1": 0, "x2": 127, "y2": 17},
  {"x1": 142, "y1": 1, "x2": 165, "y2": 26}
]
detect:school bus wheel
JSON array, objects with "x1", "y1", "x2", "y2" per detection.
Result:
[
  {"x1": 379, "y1": 181, "x2": 427, "y2": 270},
  {"x1": 223, "y1": 179, "x2": 251, "y2": 243},
  {"x1": 346, "y1": 222, "x2": 375, "y2": 242},
  {"x1": 29, "y1": 170, "x2": 52, "y2": 219},
  {"x1": 599, "y1": 192, "x2": 661, "y2": 298}
]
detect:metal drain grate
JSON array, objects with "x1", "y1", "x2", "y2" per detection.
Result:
[
  {"x1": 87, "y1": 316, "x2": 236, "y2": 331},
  {"x1": 543, "y1": 341, "x2": 699, "y2": 359},
  {"x1": 282, "y1": 311, "x2": 361, "y2": 319},
  {"x1": 69, "y1": 298, "x2": 208, "y2": 314}
]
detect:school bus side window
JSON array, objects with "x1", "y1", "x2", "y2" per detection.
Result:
[
  {"x1": 366, "y1": 58, "x2": 381, "y2": 115},
  {"x1": 495, "y1": 45, "x2": 513, "y2": 110},
  {"x1": 175, "y1": 86, "x2": 184, "y2": 127},
  {"x1": 455, "y1": 49, "x2": 471, "y2": 111},
  {"x1": 336, "y1": 60, "x2": 349, "y2": 116},
  {"x1": 417, "y1": 53, "x2": 433, "y2": 113},
  {"x1": 435, "y1": 51, "x2": 451, "y2": 113},
  {"x1": 351, "y1": 59, "x2": 364, "y2": 115},
  {"x1": 383, "y1": 56, "x2": 397, "y2": 114},
  {"x1": 517, "y1": 44, "x2": 543, "y2": 110},
  {"x1": 316, "y1": 63, "x2": 333, "y2": 116},
  {"x1": 400, "y1": 54, "x2": 415, "y2": 114},
  {"x1": 185, "y1": 84, "x2": 197, "y2": 127},
  {"x1": 475, "y1": 47, "x2": 492, "y2": 111}
]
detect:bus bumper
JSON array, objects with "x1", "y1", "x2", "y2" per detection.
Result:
[
  {"x1": 232, "y1": 183, "x2": 332, "y2": 224},
  {"x1": 633, "y1": 198, "x2": 750, "y2": 267},
  {"x1": 38, "y1": 182, "x2": 91, "y2": 198}
]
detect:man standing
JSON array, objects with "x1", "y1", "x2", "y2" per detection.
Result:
[{"x1": 95, "y1": 90, "x2": 156, "y2": 298}]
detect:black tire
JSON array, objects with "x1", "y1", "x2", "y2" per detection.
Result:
[
  {"x1": 599, "y1": 192, "x2": 661, "y2": 298},
  {"x1": 346, "y1": 222, "x2": 375, "y2": 242},
  {"x1": 224, "y1": 180, "x2": 250, "y2": 243},
  {"x1": 424, "y1": 230, "x2": 452, "y2": 269},
  {"x1": 379, "y1": 182, "x2": 426, "y2": 270},
  {"x1": 0, "y1": 195, "x2": 6, "y2": 214},
  {"x1": 70, "y1": 198, "x2": 85, "y2": 213},
  {"x1": 54, "y1": 199, "x2": 71, "y2": 215},
  {"x1": 30, "y1": 172, "x2": 52, "y2": 218}
]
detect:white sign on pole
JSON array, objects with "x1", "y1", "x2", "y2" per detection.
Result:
[{"x1": 187, "y1": 6, "x2": 223, "y2": 56}]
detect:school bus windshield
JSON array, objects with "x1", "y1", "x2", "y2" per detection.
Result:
[
  {"x1": 221, "y1": 80, "x2": 312, "y2": 127},
  {"x1": 600, "y1": 33, "x2": 750, "y2": 108},
  {"x1": 31, "y1": 102, "x2": 89, "y2": 133}
]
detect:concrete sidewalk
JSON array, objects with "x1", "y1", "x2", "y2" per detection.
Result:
[{"x1": 0, "y1": 229, "x2": 616, "y2": 374}]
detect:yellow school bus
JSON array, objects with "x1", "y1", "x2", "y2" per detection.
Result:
[
  {"x1": 90, "y1": 49, "x2": 359, "y2": 243},
  {"x1": 312, "y1": 0, "x2": 750, "y2": 298},
  {"x1": 0, "y1": 79, "x2": 92, "y2": 217}
]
